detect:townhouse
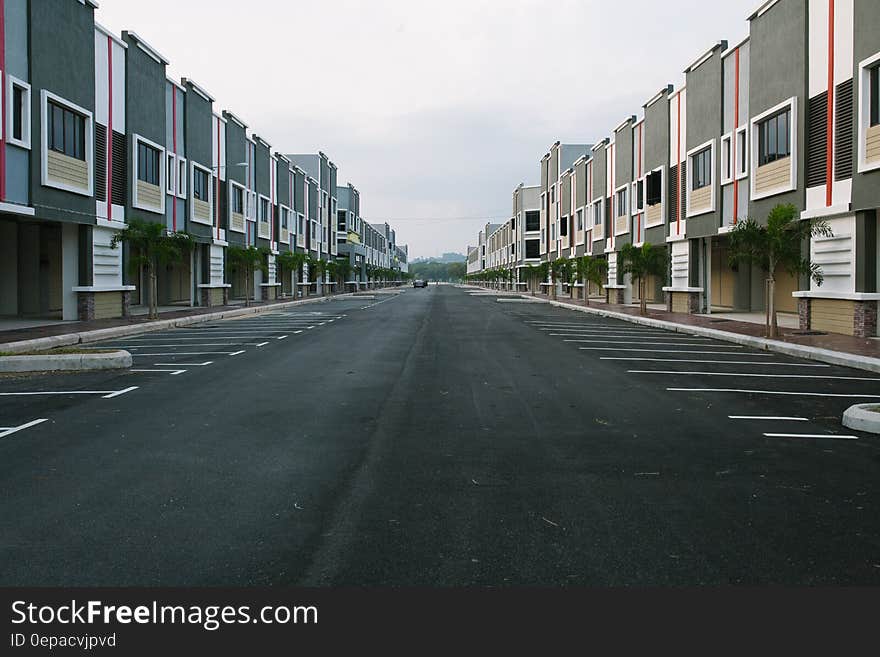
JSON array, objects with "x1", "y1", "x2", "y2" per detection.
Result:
[
  {"x1": 466, "y1": 0, "x2": 880, "y2": 338},
  {"x1": 0, "y1": 0, "x2": 407, "y2": 324}
]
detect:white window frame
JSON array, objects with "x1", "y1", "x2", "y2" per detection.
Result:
[
  {"x1": 614, "y1": 184, "x2": 628, "y2": 217},
  {"x1": 258, "y1": 194, "x2": 271, "y2": 238},
  {"x1": 189, "y1": 160, "x2": 214, "y2": 225},
  {"x1": 166, "y1": 152, "x2": 176, "y2": 195},
  {"x1": 591, "y1": 198, "x2": 605, "y2": 241},
  {"x1": 176, "y1": 158, "x2": 187, "y2": 199},
  {"x1": 686, "y1": 138, "x2": 716, "y2": 217},
  {"x1": 40, "y1": 89, "x2": 94, "y2": 196},
  {"x1": 720, "y1": 133, "x2": 733, "y2": 185},
  {"x1": 644, "y1": 165, "x2": 666, "y2": 227},
  {"x1": 228, "y1": 180, "x2": 246, "y2": 234},
  {"x1": 6, "y1": 73, "x2": 32, "y2": 150},
  {"x1": 750, "y1": 96, "x2": 798, "y2": 200},
  {"x1": 279, "y1": 203, "x2": 291, "y2": 230},
  {"x1": 630, "y1": 177, "x2": 645, "y2": 216},
  {"x1": 857, "y1": 50, "x2": 880, "y2": 173},
  {"x1": 734, "y1": 125, "x2": 749, "y2": 180}
]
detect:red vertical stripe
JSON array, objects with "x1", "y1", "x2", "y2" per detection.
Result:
[
  {"x1": 172, "y1": 88, "x2": 177, "y2": 232},
  {"x1": 826, "y1": 0, "x2": 835, "y2": 207},
  {"x1": 637, "y1": 123, "x2": 642, "y2": 243},
  {"x1": 215, "y1": 117, "x2": 221, "y2": 240},
  {"x1": 0, "y1": 0, "x2": 7, "y2": 202},
  {"x1": 107, "y1": 37, "x2": 113, "y2": 221},
  {"x1": 676, "y1": 94, "x2": 681, "y2": 235},
  {"x1": 733, "y1": 47, "x2": 740, "y2": 224}
]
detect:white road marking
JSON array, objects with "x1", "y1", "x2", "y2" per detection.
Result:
[
  {"x1": 581, "y1": 348, "x2": 773, "y2": 355},
  {"x1": 131, "y1": 369, "x2": 187, "y2": 376},
  {"x1": 631, "y1": 370, "x2": 880, "y2": 381},
  {"x1": 557, "y1": 335, "x2": 715, "y2": 342},
  {"x1": 229, "y1": 350, "x2": 246, "y2": 356},
  {"x1": 0, "y1": 387, "x2": 138, "y2": 398},
  {"x1": 127, "y1": 351, "x2": 240, "y2": 356},
  {"x1": 255, "y1": 342, "x2": 269, "y2": 347},
  {"x1": 763, "y1": 433, "x2": 859, "y2": 440},
  {"x1": 294, "y1": 330, "x2": 303, "y2": 334},
  {"x1": 307, "y1": 326, "x2": 315, "y2": 330},
  {"x1": 0, "y1": 418, "x2": 49, "y2": 438},
  {"x1": 730, "y1": 416, "x2": 809, "y2": 421},
  {"x1": 569, "y1": 340, "x2": 742, "y2": 347},
  {"x1": 276, "y1": 335, "x2": 288, "y2": 340},
  {"x1": 600, "y1": 357, "x2": 829, "y2": 367},
  {"x1": 154, "y1": 362, "x2": 213, "y2": 366},
  {"x1": 667, "y1": 388, "x2": 880, "y2": 398},
  {"x1": 108, "y1": 343, "x2": 264, "y2": 348}
]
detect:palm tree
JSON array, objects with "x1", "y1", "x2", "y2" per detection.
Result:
[
  {"x1": 309, "y1": 257, "x2": 327, "y2": 296},
  {"x1": 619, "y1": 242, "x2": 668, "y2": 316},
  {"x1": 111, "y1": 218, "x2": 194, "y2": 319},
  {"x1": 226, "y1": 245, "x2": 268, "y2": 308},
  {"x1": 277, "y1": 251, "x2": 307, "y2": 297},
  {"x1": 336, "y1": 260, "x2": 353, "y2": 292},
  {"x1": 537, "y1": 261, "x2": 550, "y2": 296},
  {"x1": 578, "y1": 256, "x2": 608, "y2": 307},
  {"x1": 728, "y1": 203, "x2": 832, "y2": 338},
  {"x1": 522, "y1": 264, "x2": 537, "y2": 295},
  {"x1": 549, "y1": 257, "x2": 569, "y2": 300}
]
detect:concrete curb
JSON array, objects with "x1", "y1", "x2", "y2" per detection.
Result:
[
  {"x1": 527, "y1": 296, "x2": 880, "y2": 374},
  {"x1": 0, "y1": 291, "x2": 375, "y2": 355},
  {"x1": 842, "y1": 404, "x2": 880, "y2": 434},
  {"x1": 0, "y1": 350, "x2": 132, "y2": 373}
]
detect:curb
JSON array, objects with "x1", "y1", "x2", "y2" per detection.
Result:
[
  {"x1": 527, "y1": 296, "x2": 880, "y2": 374},
  {"x1": 0, "y1": 350, "x2": 132, "y2": 373},
  {"x1": 0, "y1": 291, "x2": 380, "y2": 355},
  {"x1": 842, "y1": 404, "x2": 880, "y2": 435}
]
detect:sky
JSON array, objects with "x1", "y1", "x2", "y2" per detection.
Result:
[{"x1": 96, "y1": 0, "x2": 757, "y2": 259}]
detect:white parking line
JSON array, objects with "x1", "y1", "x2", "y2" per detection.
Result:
[
  {"x1": 559, "y1": 336, "x2": 715, "y2": 342},
  {"x1": 0, "y1": 387, "x2": 138, "y2": 398},
  {"x1": 667, "y1": 388, "x2": 880, "y2": 398},
  {"x1": 131, "y1": 369, "x2": 187, "y2": 376},
  {"x1": 632, "y1": 370, "x2": 880, "y2": 381},
  {"x1": 154, "y1": 362, "x2": 213, "y2": 366},
  {"x1": 763, "y1": 433, "x2": 859, "y2": 440},
  {"x1": 600, "y1": 357, "x2": 829, "y2": 367},
  {"x1": 0, "y1": 418, "x2": 49, "y2": 438},
  {"x1": 276, "y1": 335, "x2": 288, "y2": 340},
  {"x1": 229, "y1": 350, "x2": 246, "y2": 356},
  {"x1": 255, "y1": 342, "x2": 269, "y2": 347},
  {"x1": 294, "y1": 331, "x2": 303, "y2": 334},
  {"x1": 581, "y1": 348, "x2": 773, "y2": 355},
  {"x1": 730, "y1": 416, "x2": 809, "y2": 421},
  {"x1": 570, "y1": 340, "x2": 743, "y2": 347},
  {"x1": 108, "y1": 343, "x2": 264, "y2": 348},
  {"x1": 549, "y1": 333, "x2": 705, "y2": 339},
  {"x1": 128, "y1": 351, "x2": 242, "y2": 356}
]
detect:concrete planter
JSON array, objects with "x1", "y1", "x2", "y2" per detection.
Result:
[
  {"x1": 0, "y1": 350, "x2": 132, "y2": 373},
  {"x1": 843, "y1": 404, "x2": 880, "y2": 435}
]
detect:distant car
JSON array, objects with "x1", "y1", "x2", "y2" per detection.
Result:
[{"x1": 413, "y1": 279, "x2": 428, "y2": 288}]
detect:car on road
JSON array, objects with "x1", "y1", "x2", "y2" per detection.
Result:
[{"x1": 413, "y1": 279, "x2": 428, "y2": 288}]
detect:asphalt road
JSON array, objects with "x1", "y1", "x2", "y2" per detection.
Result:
[{"x1": 1, "y1": 285, "x2": 879, "y2": 586}]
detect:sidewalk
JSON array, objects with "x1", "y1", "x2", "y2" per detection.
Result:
[
  {"x1": 509, "y1": 289, "x2": 880, "y2": 372},
  {"x1": 0, "y1": 289, "x2": 390, "y2": 354}
]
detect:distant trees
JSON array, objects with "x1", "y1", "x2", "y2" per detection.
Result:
[{"x1": 410, "y1": 260, "x2": 467, "y2": 282}]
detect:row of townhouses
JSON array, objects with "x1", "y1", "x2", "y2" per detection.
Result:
[
  {"x1": 0, "y1": 0, "x2": 406, "y2": 323},
  {"x1": 466, "y1": 0, "x2": 880, "y2": 338}
]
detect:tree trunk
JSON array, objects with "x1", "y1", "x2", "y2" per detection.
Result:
[
  {"x1": 640, "y1": 278, "x2": 647, "y2": 316},
  {"x1": 245, "y1": 268, "x2": 251, "y2": 307},
  {"x1": 149, "y1": 263, "x2": 159, "y2": 320},
  {"x1": 768, "y1": 276, "x2": 778, "y2": 338},
  {"x1": 551, "y1": 277, "x2": 557, "y2": 300},
  {"x1": 584, "y1": 279, "x2": 590, "y2": 307}
]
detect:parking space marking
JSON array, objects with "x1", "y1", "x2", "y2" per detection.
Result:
[
  {"x1": 0, "y1": 387, "x2": 138, "y2": 399},
  {"x1": 574, "y1": 341, "x2": 743, "y2": 348},
  {"x1": 581, "y1": 348, "x2": 773, "y2": 355},
  {"x1": 730, "y1": 416, "x2": 809, "y2": 421},
  {"x1": 276, "y1": 335, "x2": 288, "y2": 340},
  {"x1": 255, "y1": 342, "x2": 269, "y2": 347},
  {"x1": 131, "y1": 369, "x2": 187, "y2": 376},
  {"x1": 632, "y1": 370, "x2": 880, "y2": 381},
  {"x1": 763, "y1": 433, "x2": 859, "y2": 440},
  {"x1": 0, "y1": 418, "x2": 49, "y2": 439},
  {"x1": 154, "y1": 362, "x2": 213, "y2": 366},
  {"x1": 127, "y1": 351, "x2": 243, "y2": 356},
  {"x1": 667, "y1": 388, "x2": 880, "y2": 398},
  {"x1": 106, "y1": 343, "x2": 266, "y2": 348},
  {"x1": 294, "y1": 331, "x2": 303, "y2": 334},
  {"x1": 229, "y1": 351, "x2": 246, "y2": 356},
  {"x1": 600, "y1": 357, "x2": 829, "y2": 367}
]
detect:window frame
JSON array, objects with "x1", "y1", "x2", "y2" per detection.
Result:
[
  {"x1": 615, "y1": 186, "x2": 628, "y2": 218},
  {"x1": 734, "y1": 125, "x2": 749, "y2": 180},
  {"x1": 40, "y1": 90, "x2": 94, "y2": 196},
  {"x1": 131, "y1": 134, "x2": 166, "y2": 213},
  {"x1": 166, "y1": 152, "x2": 176, "y2": 195},
  {"x1": 228, "y1": 181, "x2": 246, "y2": 233},
  {"x1": 176, "y1": 158, "x2": 187, "y2": 199},
  {"x1": 631, "y1": 178, "x2": 645, "y2": 216},
  {"x1": 857, "y1": 51, "x2": 880, "y2": 173},
  {"x1": 756, "y1": 108, "x2": 791, "y2": 167},
  {"x1": 6, "y1": 73, "x2": 32, "y2": 150},
  {"x1": 750, "y1": 96, "x2": 798, "y2": 199},
  {"x1": 189, "y1": 161, "x2": 214, "y2": 225},
  {"x1": 720, "y1": 133, "x2": 733, "y2": 185},
  {"x1": 685, "y1": 139, "x2": 716, "y2": 217}
]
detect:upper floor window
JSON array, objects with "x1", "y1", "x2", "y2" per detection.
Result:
[
  {"x1": 260, "y1": 197, "x2": 270, "y2": 222},
  {"x1": 48, "y1": 100, "x2": 86, "y2": 160},
  {"x1": 8, "y1": 77, "x2": 31, "y2": 149},
  {"x1": 525, "y1": 210, "x2": 540, "y2": 232},
  {"x1": 559, "y1": 216, "x2": 568, "y2": 237},
  {"x1": 281, "y1": 207, "x2": 289, "y2": 229},
  {"x1": 593, "y1": 201, "x2": 603, "y2": 225},
  {"x1": 646, "y1": 170, "x2": 662, "y2": 206},
  {"x1": 871, "y1": 64, "x2": 879, "y2": 127},
  {"x1": 232, "y1": 186, "x2": 244, "y2": 214},
  {"x1": 691, "y1": 147, "x2": 712, "y2": 190},
  {"x1": 615, "y1": 188, "x2": 627, "y2": 215},
  {"x1": 137, "y1": 141, "x2": 160, "y2": 185},
  {"x1": 192, "y1": 168, "x2": 209, "y2": 201},
  {"x1": 757, "y1": 108, "x2": 790, "y2": 166},
  {"x1": 576, "y1": 209, "x2": 584, "y2": 231}
]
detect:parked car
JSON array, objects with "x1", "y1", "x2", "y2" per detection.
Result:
[{"x1": 413, "y1": 279, "x2": 428, "y2": 288}]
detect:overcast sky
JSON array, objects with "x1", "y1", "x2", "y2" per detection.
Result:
[{"x1": 98, "y1": 0, "x2": 756, "y2": 259}]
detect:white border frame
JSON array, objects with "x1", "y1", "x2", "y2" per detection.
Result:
[
  {"x1": 613, "y1": 184, "x2": 629, "y2": 235},
  {"x1": 734, "y1": 125, "x2": 749, "y2": 180},
  {"x1": 131, "y1": 133, "x2": 166, "y2": 214},
  {"x1": 165, "y1": 152, "x2": 176, "y2": 195},
  {"x1": 6, "y1": 73, "x2": 32, "y2": 150},
  {"x1": 258, "y1": 194, "x2": 272, "y2": 239},
  {"x1": 591, "y1": 198, "x2": 605, "y2": 242},
  {"x1": 750, "y1": 96, "x2": 798, "y2": 200},
  {"x1": 630, "y1": 177, "x2": 645, "y2": 216},
  {"x1": 644, "y1": 165, "x2": 666, "y2": 228},
  {"x1": 40, "y1": 90, "x2": 94, "y2": 197},
  {"x1": 857, "y1": 50, "x2": 880, "y2": 174},
  {"x1": 176, "y1": 157, "x2": 187, "y2": 199},
  {"x1": 189, "y1": 160, "x2": 213, "y2": 225},
  {"x1": 720, "y1": 132, "x2": 733, "y2": 185},
  {"x1": 227, "y1": 180, "x2": 247, "y2": 234},
  {"x1": 686, "y1": 138, "x2": 716, "y2": 218}
]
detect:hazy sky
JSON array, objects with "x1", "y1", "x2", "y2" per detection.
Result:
[{"x1": 97, "y1": 0, "x2": 756, "y2": 259}]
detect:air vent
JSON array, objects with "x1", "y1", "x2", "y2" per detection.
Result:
[
  {"x1": 94, "y1": 123, "x2": 107, "y2": 203},
  {"x1": 806, "y1": 91, "x2": 827, "y2": 188},
  {"x1": 835, "y1": 78, "x2": 854, "y2": 181}
]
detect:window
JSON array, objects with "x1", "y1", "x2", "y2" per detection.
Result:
[
  {"x1": 550, "y1": 185, "x2": 555, "y2": 203},
  {"x1": 7, "y1": 77, "x2": 31, "y2": 149},
  {"x1": 691, "y1": 147, "x2": 712, "y2": 190},
  {"x1": 560, "y1": 216, "x2": 568, "y2": 237},
  {"x1": 260, "y1": 197, "x2": 270, "y2": 223},
  {"x1": 757, "y1": 108, "x2": 791, "y2": 166},
  {"x1": 232, "y1": 186, "x2": 244, "y2": 214},
  {"x1": 178, "y1": 159, "x2": 187, "y2": 197},
  {"x1": 281, "y1": 207, "x2": 289, "y2": 229},
  {"x1": 525, "y1": 239, "x2": 540, "y2": 259},
  {"x1": 193, "y1": 167, "x2": 209, "y2": 201},
  {"x1": 525, "y1": 210, "x2": 540, "y2": 232},
  {"x1": 576, "y1": 209, "x2": 584, "y2": 231},
  {"x1": 735, "y1": 128, "x2": 748, "y2": 178},
  {"x1": 871, "y1": 64, "x2": 879, "y2": 127},
  {"x1": 48, "y1": 100, "x2": 86, "y2": 160},
  {"x1": 137, "y1": 141, "x2": 160, "y2": 185},
  {"x1": 646, "y1": 170, "x2": 662, "y2": 206},
  {"x1": 166, "y1": 153, "x2": 175, "y2": 193},
  {"x1": 338, "y1": 210, "x2": 346, "y2": 231},
  {"x1": 593, "y1": 201, "x2": 603, "y2": 225},
  {"x1": 721, "y1": 135, "x2": 733, "y2": 184},
  {"x1": 633, "y1": 180, "x2": 644, "y2": 212},
  {"x1": 615, "y1": 188, "x2": 627, "y2": 215}
]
